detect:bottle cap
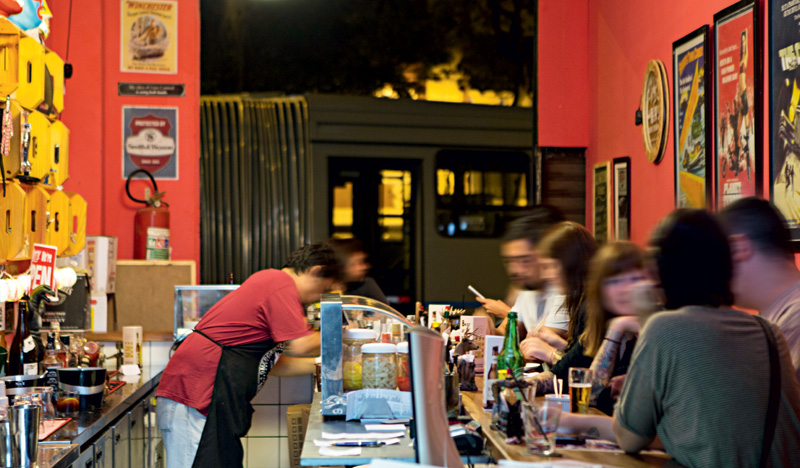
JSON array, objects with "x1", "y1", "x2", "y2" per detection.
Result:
[
  {"x1": 396, "y1": 342, "x2": 408, "y2": 353},
  {"x1": 361, "y1": 343, "x2": 397, "y2": 354},
  {"x1": 343, "y1": 329, "x2": 376, "y2": 340}
]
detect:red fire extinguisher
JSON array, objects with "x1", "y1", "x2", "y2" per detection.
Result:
[{"x1": 126, "y1": 169, "x2": 170, "y2": 260}]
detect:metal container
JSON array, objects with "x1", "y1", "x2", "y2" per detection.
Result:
[{"x1": 10, "y1": 404, "x2": 39, "y2": 467}]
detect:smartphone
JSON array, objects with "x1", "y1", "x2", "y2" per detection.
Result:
[
  {"x1": 467, "y1": 285, "x2": 485, "y2": 299},
  {"x1": 555, "y1": 435, "x2": 586, "y2": 445}
]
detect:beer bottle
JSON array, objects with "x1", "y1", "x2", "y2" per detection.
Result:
[{"x1": 497, "y1": 311, "x2": 524, "y2": 380}]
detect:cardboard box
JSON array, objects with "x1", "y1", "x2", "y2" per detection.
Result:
[
  {"x1": 90, "y1": 295, "x2": 108, "y2": 333},
  {"x1": 87, "y1": 236, "x2": 118, "y2": 294},
  {"x1": 115, "y1": 260, "x2": 196, "y2": 332},
  {"x1": 460, "y1": 315, "x2": 489, "y2": 373},
  {"x1": 286, "y1": 404, "x2": 311, "y2": 468}
]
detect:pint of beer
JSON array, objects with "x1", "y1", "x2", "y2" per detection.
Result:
[{"x1": 568, "y1": 368, "x2": 593, "y2": 414}]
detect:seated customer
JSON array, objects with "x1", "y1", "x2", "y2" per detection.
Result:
[
  {"x1": 532, "y1": 242, "x2": 645, "y2": 414},
  {"x1": 520, "y1": 221, "x2": 596, "y2": 367},
  {"x1": 611, "y1": 209, "x2": 800, "y2": 466},
  {"x1": 326, "y1": 238, "x2": 388, "y2": 303}
]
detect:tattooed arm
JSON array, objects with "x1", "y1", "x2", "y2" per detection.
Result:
[
  {"x1": 589, "y1": 316, "x2": 640, "y2": 404},
  {"x1": 559, "y1": 413, "x2": 616, "y2": 441}
]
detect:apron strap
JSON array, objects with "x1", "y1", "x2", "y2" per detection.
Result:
[{"x1": 194, "y1": 329, "x2": 225, "y2": 349}]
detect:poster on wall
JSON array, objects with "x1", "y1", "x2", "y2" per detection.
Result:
[
  {"x1": 673, "y1": 26, "x2": 712, "y2": 209},
  {"x1": 769, "y1": 0, "x2": 800, "y2": 242},
  {"x1": 122, "y1": 106, "x2": 178, "y2": 180},
  {"x1": 593, "y1": 162, "x2": 611, "y2": 244},
  {"x1": 714, "y1": 0, "x2": 761, "y2": 209},
  {"x1": 613, "y1": 157, "x2": 630, "y2": 241},
  {"x1": 121, "y1": 0, "x2": 178, "y2": 74}
]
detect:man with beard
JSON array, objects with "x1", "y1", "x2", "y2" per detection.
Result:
[{"x1": 475, "y1": 206, "x2": 564, "y2": 336}]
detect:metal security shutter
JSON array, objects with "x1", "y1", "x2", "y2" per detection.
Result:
[{"x1": 200, "y1": 95, "x2": 312, "y2": 284}]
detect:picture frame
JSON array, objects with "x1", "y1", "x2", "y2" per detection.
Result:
[
  {"x1": 769, "y1": 0, "x2": 800, "y2": 242},
  {"x1": 613, "y1": 157, "x2": 631, "y2": 241},
  {"x1": 673, "y1": 26, "x2": 712, "y2": 209},
  {"x1": 593, "y1": 161, "x2": 612, "y2": 244},
  {"x1": 713, "y1": 0, "x2": 762, "y2": 209}
]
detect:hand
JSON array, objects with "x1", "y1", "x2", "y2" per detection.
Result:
[
  {"x1": 476, "y1": 297, "x2": 510, "y2": 319},
  {"x1": 536, "y1": 327, "x2": 568, "y2": 350},
  {"x1": 607, "y1": 316, "x2": 641, "y2": 335},
  {"x1": 520, "y1": 336, "x2": 555, "y2": 363},
  {"x1": 609, "y1": 375, "x2": 626, "y2": 401}
]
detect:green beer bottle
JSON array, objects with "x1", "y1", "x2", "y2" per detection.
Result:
[{"x1": 496, "y1": 311, "x2": 524, "y2": 380}]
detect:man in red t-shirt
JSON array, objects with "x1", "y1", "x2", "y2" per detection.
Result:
[{"x1": 156, "y1": 243, "x2": 340, "y2": 468}]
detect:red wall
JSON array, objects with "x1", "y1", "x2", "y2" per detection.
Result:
[
  {"x1": 45, "y1": 1, "x2": 200, "y2": 269},
  {"x1": 538, "y1": 0, "x2": 589, "y2": 148}
]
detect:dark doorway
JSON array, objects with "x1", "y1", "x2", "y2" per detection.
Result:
[{"x1": 328, "y1": 158, "x2": 420, "y2": 315}]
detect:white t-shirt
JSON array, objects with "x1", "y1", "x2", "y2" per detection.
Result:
[{"x1": 511, "y1": 289, "x2": 568, "y2": 332}]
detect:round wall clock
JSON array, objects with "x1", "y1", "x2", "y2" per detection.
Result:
[{"x1": 641, "y1": 59, "x2": 670, "y2": 164}]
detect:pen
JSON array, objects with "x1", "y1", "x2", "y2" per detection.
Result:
[{"x1": 333, "y1": 441, "x2": 386, "y2": 447}]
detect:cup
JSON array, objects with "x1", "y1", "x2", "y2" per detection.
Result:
[
  {"x1": 10, "y1": 404, "x2": 39, "y2": 467},
  {"x1": 568, "y1": 367, "x2": 593, "y2": 414},
  {"x1": 544, "y1": 394, "x2": 570, "y2": 413},
  {"x1": 522, "y1": 400, "x2": 562, "y2": 456},
  {"x1": 0, "y1": 418, "x2": 12, "y2": 468},
  {"x1": 55, "y1": 391, "x2": 79, "y2": 417}
]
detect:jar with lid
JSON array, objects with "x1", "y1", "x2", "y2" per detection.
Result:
[
  {"x1": 342, "y1": 329, "x2": 377, "y2": 392},
  {"x1": 396, "y1": 342, "x2": 410, "y2": 391},
  {"x1": 361, "y1": 343, "x2": 397, "y2": 390}
]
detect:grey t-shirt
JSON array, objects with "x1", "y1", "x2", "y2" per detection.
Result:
[
  {"x1": 762, "y1": 279, "x2": 800, "y2": 387},
  {"x1": 616, "y1": 306, "x2": 800, "y2": 468}
]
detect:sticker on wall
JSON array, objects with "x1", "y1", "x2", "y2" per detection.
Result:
[
  {"x1": 121, "y1": 0, "x2": 178, "y2": 74},
  {"x1": 122, "y1": 106, "x2": 178, "y2": 180}
]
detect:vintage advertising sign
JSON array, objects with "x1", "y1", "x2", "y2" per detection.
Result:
[
  {"x1": 122, "y1": 106, "x2": 178, "y2": 179},
  {"x1": 673, "y1": 26, "x2": 711, "y2": 209},
  {"x1": 714, "y1": 1, "x2": 760, "y2": 208},
  {"x1": 770, "y1": 0, "x2": 800, "y2": 242},
  {"x1": 121, "y1": 1, "x2": 178, "y2": 74},
  {"x1": 30, "y1": 243, "x2": 58, "y2": 294}
]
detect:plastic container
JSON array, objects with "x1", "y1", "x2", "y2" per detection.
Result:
[
  {"x1": 342, "y1": 329, "x2": 376, "y2": 392},
  {"x1": 396, "y1": 342, "x2": 410, "y2": 391},
  {"x1": 361, "y1": 343, "x2": 397, "y2": 390}
]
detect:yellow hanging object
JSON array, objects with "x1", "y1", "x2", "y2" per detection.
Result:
[
  {"x1": 45, "y1": 188, "x2": 68, "y2": 254},
  {"x1": 42, "y1": 49, "x2": 64, "y2": 118},
  {"x1": 1, "y1": 181, "x2": 26, "y2": 260},
  {"x1": 63, "y1": 191, "x2": 86, "y2": 256},
  {"x1": 16, "y1": 35, "x2": 44, "y2": 111},
  {"x1": 12, "y1": 184, "x2": 48, "y2": 260},
  {"x1": 43, "y1": 119, "x2": 68, "y2": 187},
  {"x1": 26, "y1": 110, "x2": 49, "y2": 180},
  {"x1": 0, "y1": 19, "x2": 20, "y2": 97}
]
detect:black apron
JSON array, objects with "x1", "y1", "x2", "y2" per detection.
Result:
[{"x1": 191, "y1": 330, "x2": 278, "y2": 468}]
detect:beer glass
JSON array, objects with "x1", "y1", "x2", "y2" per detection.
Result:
[
  {"x1": 522, "y1": 400, "x2": 562, "y2": 455},
  {"x1": 568, "y1": 367, "x2": 593, "y2": 414}
]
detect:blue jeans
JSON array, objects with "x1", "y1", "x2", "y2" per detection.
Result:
[{"x1": 156, "y1": 397, "x2": 207, "y2": 468}]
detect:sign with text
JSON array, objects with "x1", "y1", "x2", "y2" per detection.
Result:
[
  {"x1": 122, "y1": 106, "x2": 179, "y2": 179},
  {"x1": 30, "y1": 244, "x2": 58, "y2": 295},
  {"x1": 121, "y1": 0, "x2": 178, "y2": 74}
]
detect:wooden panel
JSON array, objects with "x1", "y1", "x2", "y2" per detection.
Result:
[
  {"x1": 114, "y1": 260, "x2": 196, "y2": 332},
  {"x1": 541, "y1": 148, "x2": 586, "y2": 225}
]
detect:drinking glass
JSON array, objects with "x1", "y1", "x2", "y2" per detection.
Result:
[
  {"x1": 56, "y1": 391, "x2": 79, "y2": 417},
  {"x1": 568, "y1": 367, "x2": 593, "y2": 414},
  {"x1": 522, "y1": 400, "x2": 562, "y2": 456}
]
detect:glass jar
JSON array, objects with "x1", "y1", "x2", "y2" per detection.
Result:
[
  {"x1": 342, "y1": 329, "x2": 377, "y2": 392},
  {"x1": 396, "y1": 342, "x2": 410, "y2": 392},
  {"x1": 361, "y1": 343, "x2": 397, "y2": 390}
]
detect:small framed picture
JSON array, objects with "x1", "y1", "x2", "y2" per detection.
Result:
[
  {"x1": 713, "y1": 0, "x2": 762, "y2": 208},
  {"x1": 673, "y1": 25, "x2": 712, "y2": 208},
  {"x1": 613, "y1": 157, "x2": 631, "y2": 240},
  {"x1": 593, "y1": 162, "x2": 612, "y2": 244}
]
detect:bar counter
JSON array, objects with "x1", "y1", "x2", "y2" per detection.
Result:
[{"x1": 40, "y1": 365, "x2": 166, "y2": 467}]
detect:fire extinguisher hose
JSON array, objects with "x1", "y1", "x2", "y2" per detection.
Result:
[{"x1": 126, "y1": 169, "x2": 160, "y2": 206}]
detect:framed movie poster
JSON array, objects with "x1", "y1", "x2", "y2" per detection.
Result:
[
  {"x1": 769, "y1": 0, "x2": 800, "y2": 242},
  {"x1": 613, "y1": 157, "x2": 631, "y2": 241},
  {"x1": 593, "y1": 162, "x2": 612, "y2": 244},
  {"x1": 714, "y1": 0, "x2": 761, "y2": 209},
  {"x1": 673, "y1": 26, "x2": 712, "y2": 208}
]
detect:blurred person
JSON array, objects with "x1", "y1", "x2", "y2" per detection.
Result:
[
  {"x1": 519, "y1": 221, "x2": 597, "y2": 366},
  {"x1": 609, "y1": 209, "x2": 800, "y2": 466},
  {"x1": 473, "y1": 206, "x2": 564, "y2": 335},
  {"x1": 531, "y1": 242, "x2": 645, "y2": 415},
  {"x1": 326, "y1": 238, "x2": 388, "y2": 303},
  {"x1": 156, "y1": 243, "x2": 341, "y2": 468},
  {"x1": 718, "y1": 197, "x2": 800, "y2": 386}
]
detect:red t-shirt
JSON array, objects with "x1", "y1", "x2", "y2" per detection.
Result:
[{"x1": 157, "y1": 269, "x2": 311, "y2": 415}]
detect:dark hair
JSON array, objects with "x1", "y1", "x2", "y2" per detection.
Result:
[
  {"x1": 581, "y1": 242, "x2": 644, "y2": 356},
  {"x1": 650, "y1": 209, "x2": 733, "y2": 310},
  {"x1": 502, "y1": 205, "x2": 566, "y2": 246},
  {"x1": 283, "y1": 242, "x2": 342, "y2": 280},
  {"x1": 718, "y1": 197, "x2": 794, "y2": 261},
  {"x1": 538, "y1": 221, "x2": 597, "y2": 344}
]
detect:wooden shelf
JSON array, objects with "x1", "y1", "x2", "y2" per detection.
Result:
[{"x1": 87, "y1": 331, "x2": 174, "y2": 342}]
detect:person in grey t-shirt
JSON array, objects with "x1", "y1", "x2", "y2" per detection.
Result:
[
  {"x1": 613, "y1": 209, "x2": 800, "y2": 467},
  {"x1": 718, "y1": 197, "x2": 800, "y2": 387}
]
